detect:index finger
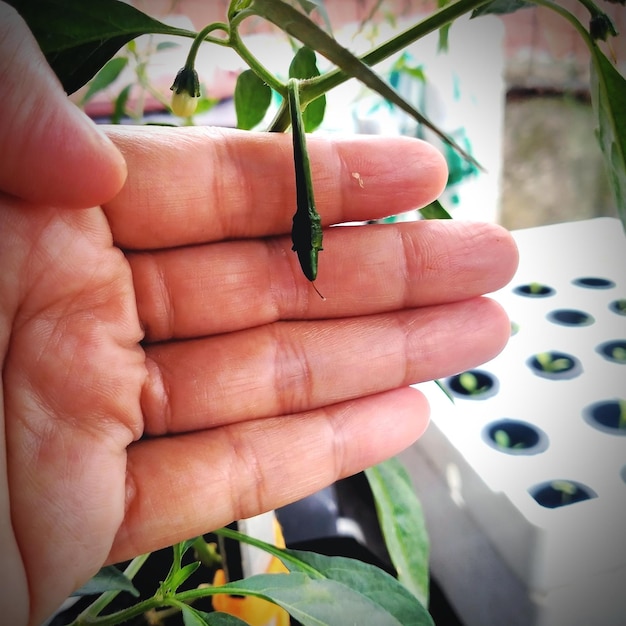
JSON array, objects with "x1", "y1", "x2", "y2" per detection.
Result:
[{"x1": 102, "y1": 125, "x2": 447, "y2": 249}]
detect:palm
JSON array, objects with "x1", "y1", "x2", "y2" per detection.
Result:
[{"x1": 3, "y1": 200, "x2": 145, "y2": 617}]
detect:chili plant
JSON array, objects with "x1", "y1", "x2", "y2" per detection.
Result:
[{"x1": 9, "y1": 0, "x2": 626, "y2": 624}]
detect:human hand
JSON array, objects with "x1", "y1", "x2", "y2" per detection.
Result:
[{"x1": 0, "y1": 4, "x2": 518, "y2": 625}]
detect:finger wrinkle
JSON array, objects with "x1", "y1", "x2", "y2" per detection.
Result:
[
  {"x1": 210, "y1": 135, "x2": 246, "y2": 240},
  {"x1": 270, "y1": 322, "x2": 316, "y2": 414},
  {"x1": 223, "y1": 422, "x2": 269, "y2": 522},
  {"x1": 318, "y1": 403, "x2": 347, "y2": 482},
  {"x1": 140, "y1": 354, "x2": 172, "y2": 436},
  {"x1": 130, "y1": 252, "x2": 175, "y2": 341}
]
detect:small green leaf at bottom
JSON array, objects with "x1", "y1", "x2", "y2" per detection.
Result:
[
  {"x1": 71, "y1": 566, "x2": 139, "y2": 597},
  {"x1": 215, "y1": 572, "x2": 404, "y2": 626},
  {"x1": 281, "y1": 550, "x2": 433, "y2": 626}
]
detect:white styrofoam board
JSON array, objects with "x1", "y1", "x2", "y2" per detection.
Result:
[{"x1": 411, "y1": 217, "x2": 626, "y2": 623}]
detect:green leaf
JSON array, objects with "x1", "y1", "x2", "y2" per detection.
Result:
[
  {"x1": 418, "y1": 199, "x2": 452, "y2": 219},
  {"x1": 71, "y1": 566, "x2": 139, "y2": 598},
  {"x1": 81, "y1": 55, "x2": 128, "y2": 104},
  {"x1": 213, "y1": 528, "x2": 431, "y2": 625},
  {"x1": 156, "y1": 40, "x2": 181, "y2": 52},
  {"x1": 434, "y1": 378, "x2": 455, "y2": 403},
  {"x1": 167, "y1": 561, "x2": 201, "y2": 591},
  {"x1": 471, "y1": 0, "x2": 533, "y2": 17},
  {"x1": 7, "y1": 0, "x2": 194, "y2": 94},
  {"x1": 161, "y1": 539, "x2": 201, "y2": 593},
  {"x1": 234, "y1": 69, "x2": 272, "y2": 129},
  {"x1": 365, "y1": 459, "x2": 430, "y2": 607},
  {"x1": 111, "y1": 83, "x2": 132, "y2": 124},
  {"x1": 181, "y1": 606, "x2": 250, "y2": 626},
  {"x1": 282, "y1": 550, "x2": 433, "y2": 626},
  {"x1": 289, "y1": 46, "x2": 327, "y2": 132},
  {"x1": 590, "y1": 47, "x2": 626, "y2": 225},
  {"x1": 215, "y1": 572, "x2": 404, "y2": 625},
  {"x1": 250, "y1": 0, "x2": 481, "y2": 169}
]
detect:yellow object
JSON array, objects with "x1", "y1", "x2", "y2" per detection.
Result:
[{"x1": 212, "y1": 519, "x2": 290, "y2": 626}]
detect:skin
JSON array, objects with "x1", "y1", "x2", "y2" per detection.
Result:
[{"x1": 0, "y1": 3, "x2": 518, "y2": 625}]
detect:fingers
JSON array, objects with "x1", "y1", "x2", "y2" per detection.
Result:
[
  {"x1": 140, "y1": 296, "x2": 510, "y2": 436},
  {"x1": 111, "y1": 386, "x2": 429, "y2": 563},
  {"x1": 0, "y1": 3, "x2": 126, "y2": 207},
  {"x1": 102, "y1": 125, "x2": 447, "y2": 248},
  {"x1": 129, "y1": 220, "x2": 518, "y2": 340}
]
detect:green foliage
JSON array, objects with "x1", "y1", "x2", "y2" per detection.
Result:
[
  {"x1": 590, "y1": 47, "x2": 626, "y2": 223},
  {"x1": 70, "y1": 566, "x2": 138, "y2": 598},
  {"x1": 534, "y1": 352, "x2": 573, "y2": 373},
  {"x1": 81, "y1": 56, "x2": 128, "y2": 105},
  {"x1": 234, "y1": 69, "x2": 272, "y2": 129},
  {"x1": 288, "y1": 46, "x2": 326, "y2": 132},
  {"x1": 213, "y1": 572, "x2": 404, "y2": 625},
  {"x1": 419, "y1": 199, "x2": 453, "y2": 220},
  {"x1": 214, "y1": 527, "x2": 432, "y2": 625},
  {"x1": 459, "y1": 371, "x2": 488, "y2": 394},
  {"x1": 13, "y1": 0, "x2": 626, "y2": 623},
  {"x1": 6, "y1": 0, "x2": 194, "y2": 94},
  {"x1": 365, "y1": 458, "x2": 430, "y2": 607}
]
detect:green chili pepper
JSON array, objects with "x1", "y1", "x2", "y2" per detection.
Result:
[{"x1": 287, "y1": 78, "x2": 324, "y2": 298}]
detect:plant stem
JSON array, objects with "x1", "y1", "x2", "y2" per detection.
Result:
[
  {"x1": 265, "y1": 0, "x2": 493, "y2": 132},
  {"x1": 184, "y1": 22, "x2": 230, "y2": 70},
  {"x1": 228, "y1": 27, "x2": 286, "y2": 93},
  {"x1": 302, "y1": 0, "x2": 495, "y2": 103},
  {"x1": 71, "y1": 596, "x2": 163, "y2": 626},
  {"x1": 192, "y1": 536, "x2": 222, "y2": 568}
]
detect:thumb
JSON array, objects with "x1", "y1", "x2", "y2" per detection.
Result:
[{"x1": 0, "y1": 3, "x2": 127, "y2": 208}]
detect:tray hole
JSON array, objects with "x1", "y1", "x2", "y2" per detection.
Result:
[
  {"x1": 609, "y1": 299, "x2": 626, "y2": 316},
  {"x1": 446, "y1": 370, "x2": 498, "y2": 400},
  {"x1": 513, "y1": 283, "x2": 555, "y2": 298},
  {"x1": 527, "y1": 351, "x2": 582, "y2": 380},
  {"x1": 596, "y1": 340, "x2": 626, "y2": 364},
  {"x1": 484, "y1": 419, "x2": 548, "y2": 455},
  {"x1": 530, "y1": 480, "x2": 596, "y2": 509},
  {"x1": 584, "y1": 399, "x2": 626, "y2": 435},
  {"x1": 546, "y1": 309, "x2": 594, "y2": 327},
  {"x1": 572, "y1": 276, "x2": 615, "y2": 289}
]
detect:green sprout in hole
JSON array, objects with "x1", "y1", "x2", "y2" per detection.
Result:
[
  {"x1": 550, "y1": 480, "x2": 579, "y2": 505},
  {"x1": 534, "y1": 352, "x2": 573, "y2": 373},
  {"x1": 493, "y1": 429, "x2": 526, "y2": 450},
  {"x1": 458, "y1": 371, "x2": 489, "y2": 396},
  {"x1": 614, "y1": 299, "x2": 626, "y2": 314},
  {"x1": 611, "y1": 346, "x2": 626, "y2": 363},
  {"x1": 510, "y1": 321, "x2": 520, "y2": 336},
  {"x1": 528, "y1": 282, "x2": 546, "y2": 294}
]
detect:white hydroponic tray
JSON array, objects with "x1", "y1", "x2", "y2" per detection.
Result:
[{"x1": 412, "y1": 217, "x2": 626, "y2": 626}]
